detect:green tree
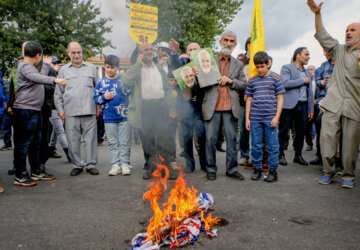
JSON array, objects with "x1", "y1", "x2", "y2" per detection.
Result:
[
  {"x1": 0, "y1": 0, "x2": 112, "y2": 74},
  {"x1": 127, "y1": 0, "x2": 243, "y2": 51}
]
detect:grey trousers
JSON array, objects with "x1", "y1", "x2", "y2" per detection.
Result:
[
  {"x1": 205, "y1": 111, "x2": 238, "y2": 174},
  {"x1": 65, "y1": 115, "x2": 98, "y2": 169},
  {"x1": 49, "y1": 109, "x2": 68, "y2": 149},
  {"x1": 321, "y1": 110, "x2": 360, "y2": 180}
]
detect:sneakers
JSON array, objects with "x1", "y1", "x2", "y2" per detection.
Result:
[
  {"x1": 238, "y1": 158, "x2": 249, "y2": 166},
  {"x1": 122, "y1": 165, "x2": 132, "y2": 175},
  {"x1": 251, "y1": 169, "x2": 262, "y2": 181},
  {"x1": 14, "y1": 172, "x2": 38, "y2": 187},
  {"x1": 0, "y1": 186, "x2": 4, "y2": 193},
  {"x1": 341, "y1": 180, "x2": 354, "y2": 189},
  {"x1": 266, "y1": 169, "x2": 278, "y2": 182},
  {"x1": 109, "y1": 165, "x2": 122, "y2": 176},
  {"x1": 0, "y1": 145, "x2": 12, "y2": 151},
  {"x1": 319, "y1": 173, "x2": 338, "y2": 185},
  {"x1": 30, "y1": 170, "x2": 56, "y2": 181}
]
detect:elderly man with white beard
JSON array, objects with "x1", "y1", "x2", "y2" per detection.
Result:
[{"x1": 201, "y1": 30, "x2": 247, "y2": 180}]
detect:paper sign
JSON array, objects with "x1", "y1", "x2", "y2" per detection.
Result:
[{"x1": 129, "y1": 3, "x2": 158, "y2": 44}]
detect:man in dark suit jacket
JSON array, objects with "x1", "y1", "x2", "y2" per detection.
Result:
[
  {"x1": 279, "y1": 47, "x2": 314, "y2": 166},
  {"x1": 202, "y1": 30, "x2": 247, "y2": 180}
]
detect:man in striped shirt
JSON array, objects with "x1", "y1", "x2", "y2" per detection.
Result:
[{"x1": 245, "y1": 52, "x2": 285, "y2": 182}]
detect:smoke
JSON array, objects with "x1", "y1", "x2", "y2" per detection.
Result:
[{"x1": 93, "y1": 0, "x2": 135, "y2": 57}]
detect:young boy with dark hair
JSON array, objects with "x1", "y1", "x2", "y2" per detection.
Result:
[
  {"x1": 245, "y1": 51, "x2": 285, "y2": 182},
  {"x1": 94, "y1": 55, "x2": 132, "y2": 176},
  {"x1": 13, "y1": 41, "x2": 66, "y2": 186}
]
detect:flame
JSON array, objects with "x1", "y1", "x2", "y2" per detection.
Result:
[
  {"x1": 201, "y1": 213, "x2": 221, "y2": 230},
  {"x1": 143, "y1": 160, "x2": 200, "y2": 242}
]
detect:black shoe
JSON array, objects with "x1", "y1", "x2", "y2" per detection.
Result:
[
  {"x1": 310, "y1": 157, "x2": 323, "y2": 165},
  {"x1": 143, "y1": 170, "x2": 151, "y2": 180},
  {"x1": 49, "y1": 150, "x2": 61, "y2": 159},
  {"x1": 306, "y1": 145, "x2": 313, "y2": 151},
  {"x1": 266, "y1": 169, "x2": 278, "y2": 182},
  {"x1": 31, "y1": 170, "x2": 56, "y2": 181},
  {"x1": 8, "y1": 167, "x2": 16, "y2": 175},
  {"x1": 293, "y1": 156, "x2": 308, "y2": 166},
  {"x1": 279, "y1": 155, "x2": 287, "y2": 166},
  {"x1": 216, "y1": 147, "x2": 226, "y2": 152},
  {"x1": 14, "y1": 172, "x2": 38, "y2": 187},
  {"x1": 251, "y1": 169, "x2": 262, "y2": 181},
  {"x1": 70, "y1": 168, "x2": 83, "y2": 176},
  {"x1": 86, "y1": 167, "x2": 99, "y2": 175},
  {"x1": 206, "y1": 172, "x2": 216, "y2": 180},
  {"x1": 226, "y1": 171, "x2": 244, "y2": 180}
]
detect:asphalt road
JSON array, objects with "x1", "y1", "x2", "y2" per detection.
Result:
[{"x1": 0, "y1": 140, "x2": 359, "y2": 250}]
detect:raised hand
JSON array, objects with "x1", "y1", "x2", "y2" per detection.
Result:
[
  {"x1": 169, "y1": 38, "x2": 179, "y2": 53},
  {"x1": 158, "y1": 55, "x2": 168, "y2": 65},
  {"x1": 307, "y1": 0, "x2": 323, "y2": 14},
  {"x1": 43, "y1": 55, "x2": 52, "y2": 64}
]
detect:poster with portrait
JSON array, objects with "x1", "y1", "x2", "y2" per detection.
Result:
[
  {"x1": 172, "y1": 62, "x2": 196, "y2": 91},
  {"x1": 190, "y1": 48, "x2": 220, "y2": 88}
]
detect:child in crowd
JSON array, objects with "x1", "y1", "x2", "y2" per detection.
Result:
[
  {"x1": 94, "y1": 55, "x2": 132, "y2": 176},
  {"x1": 245, "y1": 51, "x2": 285, "y2": 182},
  {"x1": 13, "y1": 41, "x2": 66, "y2": 186}
]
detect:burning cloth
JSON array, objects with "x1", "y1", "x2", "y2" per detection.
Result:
[
  {"x1": 132, "y1": 193, "x2": 219, "y2": 249},
  {"x1": 131, "y1": 162, "x2": 220, "y2": 249}
]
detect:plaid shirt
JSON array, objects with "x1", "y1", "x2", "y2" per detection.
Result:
[{"x1": 315, "y1": 60, "x2": 334, "y2": 103}]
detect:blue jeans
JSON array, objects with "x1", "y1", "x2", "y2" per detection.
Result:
[
  {"x1": 1, "y1": 112, "x2": 13, "y2": 147},
  {"x1": 13, "y1": 109, "x2": 42, "y2": 174},
  {"x1": 251, "y1": 122, "x2": 279, "y2": 170},
  {"x1": 237, "y1": 105, "x2": 250, "y2": 159},
  {"x1": 181, "y1": 101, "x2": 206, "y2": 171},
  {"x1": 104, "y1": 121, "x2": 132, "y2": 166}
]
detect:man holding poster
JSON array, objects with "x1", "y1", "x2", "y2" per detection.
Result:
[{"x1": 201, "y1": 30, "x2": 247, "y2": 181}]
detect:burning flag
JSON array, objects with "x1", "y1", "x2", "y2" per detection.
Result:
[{"x1": 132, "y1": 160, "x2": 220, "y2": 249}]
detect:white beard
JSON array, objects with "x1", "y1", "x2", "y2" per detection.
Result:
[{"x1": 220, "y1": 45, "x2": 234, "y2": 56}]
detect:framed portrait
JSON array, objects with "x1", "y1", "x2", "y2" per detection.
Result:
[
  {"x1": 172, "y1": 62, "x2": 196, "y2": 91},
  {"x1": 190, "y1": 48, "x2": 220, "y2": 88}
]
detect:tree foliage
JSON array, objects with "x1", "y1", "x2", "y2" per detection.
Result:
[
  {"x1": 127, "y1": 0, "x2": 243, "y2": 51},
  {"x1": 0, "y1": 0, "x2": 112, "y2": 74}
]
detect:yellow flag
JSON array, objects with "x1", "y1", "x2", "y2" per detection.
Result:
[{"x1": 249, "y1": 0, "x2": 265, "y2": 78}]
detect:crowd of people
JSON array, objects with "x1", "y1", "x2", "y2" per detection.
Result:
[{"x1": 0, "y1": 0, "x2": 359, "y2": 194}]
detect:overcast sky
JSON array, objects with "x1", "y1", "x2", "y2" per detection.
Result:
[{"x1": 94, "y1": 0, "x2": 360, "y2": 73}]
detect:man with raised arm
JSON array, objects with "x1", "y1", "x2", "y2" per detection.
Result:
[{"x1": 307, "y1": 0, "x2": 360, "y2": 189}]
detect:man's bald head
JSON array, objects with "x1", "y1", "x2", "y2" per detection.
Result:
[
  {"x1": 139, "y1": 43, "x2": 154, "y2": 65},
  {"x1": 186, "y1": 42, "x2": 200, "y2": 54},
  {"x1": 139, "y1": 43, "x2": 152, "y2": 53},
  {"x1": 345, "y1": 22, "x2": 360, "y2": 49}
]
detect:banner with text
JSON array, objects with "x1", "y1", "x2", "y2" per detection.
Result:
[{"x1": 129, "y1": 3, "x2": 158, "y2": 44}]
